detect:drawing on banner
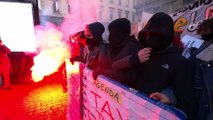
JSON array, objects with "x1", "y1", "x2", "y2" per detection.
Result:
[
  {"x1": 205, "y1": 5, "x2": 213, "y2": 19},
  {"x1": 181, "y1": 35, "x2": 204, "y2": 58},
  {"x1": 172, "y1": 0, "x2": 213, "y2": 38}
]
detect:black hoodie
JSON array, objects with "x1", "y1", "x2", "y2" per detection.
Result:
[
  {"x1": 112, "y1": 12, "x2": 195, "y2": 120},
  {"x1": 95, "y1": 18, "x2": 141, "y2": 87},
  {"x1": 135, "y1": 12, "x2": 195, "y2": 120},
  {"x1": 108, "y1": 18, "x2": 132, "y2": 57}
]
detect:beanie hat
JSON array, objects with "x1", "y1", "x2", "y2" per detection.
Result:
[{"x1": 87, "y1": 22, "x2": 105, "y2": 42}]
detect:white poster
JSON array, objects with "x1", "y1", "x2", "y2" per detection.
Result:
[{"x1": 0, "y1": 1, "x2": 36, "y2": 52}]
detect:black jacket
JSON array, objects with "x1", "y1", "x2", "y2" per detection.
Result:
[
  {"x1": 102, "y1": 38, "x2": 141, "y2": 87},
  {"x1": 112, "y1": 12, "x2": 195, "y2": 119},
  {"x1": 138, "y1": 46, "x2": 195, "y2": 120},
  {"x1": 189, "y1": 40, "x2": 213, "y2": 120},
  {"x1": 93, "y1": 18, "x2": 142, "y2": 88}
]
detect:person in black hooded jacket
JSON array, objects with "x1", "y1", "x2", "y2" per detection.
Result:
[
  {"x1": 92, "y1": 18, "x2": 142, "y2": 88},
  {"x1": 110, "y1": 12, "x2": 195, "y2": 119},
  {"x1": 82, "y1": 22, "x2": 108, "y2": 70}
]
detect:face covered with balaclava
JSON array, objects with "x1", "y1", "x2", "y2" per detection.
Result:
[
  {"x1": 138, "y1": 12, "x2": 174, "y2": 51},
  {"x1": 108, "y1": 18, "x2": 131, "y2": 51},
  {"x1": 84, "y1": 22, "x2": 105, "y2": 49}
]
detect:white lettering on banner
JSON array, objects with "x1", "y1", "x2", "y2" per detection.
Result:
[
  {"x1": 187, "y1": 11, "x2": 204, "y2": 32},
  {"x1": 93, "y1": 80, "x2": 121, "y2": 104},
  {"x1": 172, "y1": 0, "x2": 213, "y2": 17}
]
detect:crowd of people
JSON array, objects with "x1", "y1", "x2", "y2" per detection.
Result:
[{"x1": 70, "y1": 12, "x2": 213, "y2": 120}]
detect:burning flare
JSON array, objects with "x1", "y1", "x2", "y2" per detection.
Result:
[{"x1": 31, "y1": 24, "x2": 70, "y2": 82}]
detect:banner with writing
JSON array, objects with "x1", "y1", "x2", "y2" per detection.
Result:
[
  {"x1": 172, "y1": 0, "x2": 213, "y2": 38},
  {"x1": 81, "y1": 67, "x2": 187, "y2": 120}
]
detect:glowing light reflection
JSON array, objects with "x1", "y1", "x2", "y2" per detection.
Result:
[{"x1": 65, "y1": 59, "x2": 80, "y2": 79}]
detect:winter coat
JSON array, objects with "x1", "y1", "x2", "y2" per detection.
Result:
[
  {"x1": 92, "y1": 18, "x2": 142, "y2": 87},
  {"x1": 84, "y1": 42, "x2": 109, "y2": 70},
  {"x1": 131, "y1": 45, "x2": 195, "y2": 119},
  {"x1": 102, "y1": 38, "x2": 141, "y2": 87},
  {"x1": 111, "y1": 44, "x2": 195, "y2": 119},
  {"x1": 189, "y1": 41, "x2": 213, "y2": 120}
]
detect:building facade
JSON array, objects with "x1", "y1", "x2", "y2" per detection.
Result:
[
  {"x1": 98, "y1": 0, "x2": 136, "y2": 22},
  {"x1": 38, "y1": 0, "x2": 137, "y2": 26},
  {"x1": 38, "y1": 0, "x2": 69, "y2": 26}
]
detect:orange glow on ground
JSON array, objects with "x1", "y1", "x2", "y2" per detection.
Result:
[
  {"x1": 0, "y1": 77, "x2": 67, "y2": 119},
  {"x1": 22, "y1": 83, "x2": 67, "y2": 119}
]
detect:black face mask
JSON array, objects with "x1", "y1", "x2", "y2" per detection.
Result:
[
  {"x1": 146, "y1": 33, "x2": 168, "y2": 50},
  {"x1": 201, "y1": 33, "x2": 213, "y2": 41},
  {"x1": 109, "y1": 35, "x2": 121, "y2": 49},
  {"x1": 147, "y1": 35, "x2": 160, "y2": 49},
  {"x1": 86, "y1": 38, "x2": 96, "y2": 47}
]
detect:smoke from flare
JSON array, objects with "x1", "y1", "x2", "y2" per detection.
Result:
[
  {"x1": 31, "y1": 24, "x2": 70, "y2": 82},
  {"x1": 61, "y1": 0, "x2": 100, "y2": 39},
  {"x1": 31, "y1": 0, "x2": 100, "y2": 82}
]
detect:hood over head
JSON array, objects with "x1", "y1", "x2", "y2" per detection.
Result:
[
  {"x1": 138, "y1": 12, "x2": 174, "y2": 50},
  {"x1": 108, "y1": 18, "x2": 131, "y2": 37},
  {"x1": 108, "y1": 18, "x2": 131, "y2": 54}
]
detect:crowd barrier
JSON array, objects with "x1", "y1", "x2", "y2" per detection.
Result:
[{"x1": 66, "y1": 62, "x2": 187, "y2": 120}]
